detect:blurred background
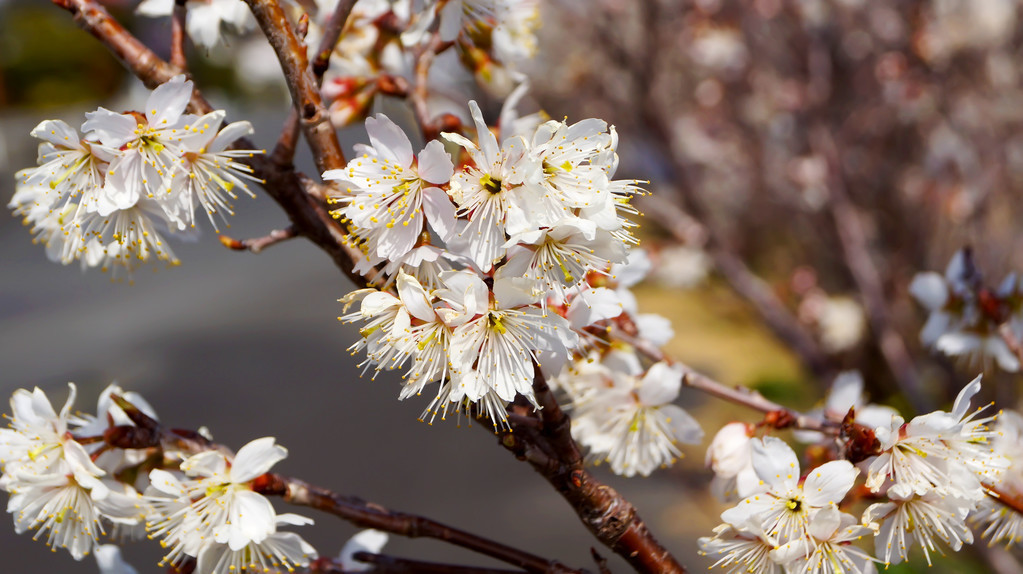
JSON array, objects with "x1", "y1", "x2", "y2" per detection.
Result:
[{"x1": 3, "y1": 0, "x2": 1023, "y2": 572}]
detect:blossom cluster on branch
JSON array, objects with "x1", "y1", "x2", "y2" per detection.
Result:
[
  {"x1": 700, "y1": 374, "x2": 1023, "y2": 573},
  {"x1": 10, "y1": 76, "x2": 262, "y2": 277}
]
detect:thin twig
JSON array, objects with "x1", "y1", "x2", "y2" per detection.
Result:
[
  {"x1": 610, "y1": 327, "x2": 831, "y2": 433},
  {"x1": 312, "y1": 0, "x2": 357, "y2": 80},
  {"x1": 170, "y1": 0, "x2": 187, "y2": 71},
  {"x1": 272, "y1": 0, "x2": 356, "y2": 165},
  {"x1": 219, "y1": 226, "x2": 298, "y2": 253},
  {"x1": 256, "y1": 474, "x2": 583, "y2": 574}
]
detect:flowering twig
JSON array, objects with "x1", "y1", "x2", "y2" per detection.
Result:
[
  {"x1": 218, "y1": 226, "x2": 298, "y2": 253},
  {"x1": 53, "y1": 0, "x2": 371, "y2": 283},
  {"x1": 609, "y1": 327, "x2": 831, "y2": 433},
  {"x1": 255, "y1": 474, "x2": 583, "y2": 574}
]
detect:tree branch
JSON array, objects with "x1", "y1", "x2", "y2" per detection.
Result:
[
  {"x1": 255, "y1": 474, "x2": 583, "y2": 574},
  {"x1": 54, "y1": 0, "x2": 368, "y2": 285},
  {"x1": 170, "y1": 0, "x2": 187, "y2": 71},
  {"x1": 244, "y1": 0, "x2": 346, "y2": 174},
  {"x1": 492, "y1": 367, "x2": 687, "y2": 574},
  {"x1": 335, "y1": 552, "x2": 528, "y2": 574},
  {"x1": 272, "y1": 0, "x2": 357, "y2": 166}
]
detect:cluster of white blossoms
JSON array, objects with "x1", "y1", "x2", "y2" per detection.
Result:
[
  {"x1": 9, "y1": 75, "x2": 262, "y2": 277},
  {"x1": 145, "y1": 438, "x2": 317, "y2": 573},
  {"x1": 909, "y1": 248, "x2": 1023, "y2": 372},
  {"x1": 0, "y1": 384, "x2": 316, "y2": 572},
  {"x1": 700, "y1": 375, "x2": 1023, "y2": 572},
  {"x1": 553, "y1": 350, "x2": 702, "y2": 477},
  {"x1": 330, "y1": 97, "x2": 702, "y2": 473}
]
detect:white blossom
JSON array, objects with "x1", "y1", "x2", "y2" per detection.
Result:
[
  {"x1": 137, "y1": 0, "x2": 254, "y2": 50},
  {"x1": 339, "y1": 529, "x2": 389, "y2": 571},
  {"x1": 770, "y1": 506, "x2": 876, "y2": 574},
  {"x1": 145, "y1": 437, "x2": 315, "y2": 571},
  {"x1": 572, "y1": 361, "x2": 702, "y2": 477},
  {"x1": 325, "y1": 114, "x2": 456, "y2": 264},
  {"x1": 721, "y1": 437, "x2": 857, "y2": 545},
  {"x1": 863, "y1": 489, "x2": 974, "y2": 566}
]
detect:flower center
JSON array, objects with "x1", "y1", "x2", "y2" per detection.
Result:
[{"x1": 480, "y1": 174, "x2": 502, "y2": 194}]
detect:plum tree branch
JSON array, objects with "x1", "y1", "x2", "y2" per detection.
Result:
[
  {"x1": 255, "y1": 474, "x2": 584, "y2": 574},
  {"x1": 244, "y1": 0, "x2": 346, "y2": 174},
  {"x1": 490, "y1": 367, "x2": 688, "y2": 574}
]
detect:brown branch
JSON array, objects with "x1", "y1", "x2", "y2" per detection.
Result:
[
  {"x1": 312, "y1": 0, "x2": 357, "y2": 80},
  {"x1": 170, "y1": 0, "x2": 187, "y2": 71},
  {"x1": 219, "y1": 226, "x2": 297, "y2": 253},
  {"x1": 255, "y1": 474, "x2": 583, "y2": 574},
  {"x1": 492, "y1": 367, "x2": 687, "y2": 574},
  {"x1": 53, "y1": 2, "x2": 684, "y2": 570},
  {"x1": 244, "y1": 0, "x2": 346, "y2": 174},
  {"x1": 272, "y1": 0, "x2": 356, "y2": 166}
]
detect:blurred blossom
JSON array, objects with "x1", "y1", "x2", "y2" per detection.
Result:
[{"x1": 651, "y1": 245, "x2": 710, "y2": 290}]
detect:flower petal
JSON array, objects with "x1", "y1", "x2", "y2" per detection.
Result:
[{"x1": 231, "y1": 436, "x2": 288, "y2": 483}]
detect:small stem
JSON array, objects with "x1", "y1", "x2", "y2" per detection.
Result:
[
  {"x1": 170, "y1": 0, "x2": 188, "y2": 71},
  {"x1": 610, "y1": 328, "x2": 832, "y2": 433},
  {"x1": 219, "y1": 226, "x2": 297, "y2": 253},
  {"x1": 411, "y1": 32, "x2": 454, "y2": 141},
  {"x1": 985, "y1": 482, "x2": 1023, "y2": 517},
  {"x1": 312, "y1": 0, "x2": 357, "y2": 81}
]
